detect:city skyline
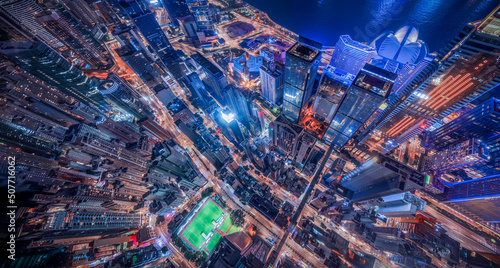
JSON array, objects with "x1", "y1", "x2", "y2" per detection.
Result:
[{"x1": 0, "y1": 1, "x2": 499, "y2": 268}]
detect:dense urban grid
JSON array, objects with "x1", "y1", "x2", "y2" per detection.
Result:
[{"x1": 0, "y1": 0, "x2": 499, "y2": 267}]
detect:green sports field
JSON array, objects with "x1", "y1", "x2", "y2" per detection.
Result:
[
  {"x1": 181, "y1": 199, "x2": 225, "y2": 250},
  {"x1": 220, "y1": 217, "x2": 232, "y2": 233},
  {"x1": 205, "y1": 232, "x2": 222, "y2": 252}
]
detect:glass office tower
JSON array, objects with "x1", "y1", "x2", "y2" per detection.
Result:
[
  {"x1": 325, "y1": 64, "x2": 396, "y2": 147},
  {"x1": 283, "y1": 37, "x2": 322, "y2": 123}
]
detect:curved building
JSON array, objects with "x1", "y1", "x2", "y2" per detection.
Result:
[{"x1": 370, "y1": 26, "x2": 429, "y2": 67}]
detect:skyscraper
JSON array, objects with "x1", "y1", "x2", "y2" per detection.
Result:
[
  {"x1": 312, "y1": 65, "x2": 354, "y2": 125},
  {"x1": 98, "y1": 74, "x2": 154, "y2": 121},
  {"x1": 283, "y1": 37, "x2": 322, "y2": 122},
  {"x1": 119, "y1": 0, "x2": 178, "y2": 66},
  {"x1": 337, "y1": 153, "x2": 425, "y2": 202},
  {"x1": 440, "y1": 174, "x2": 500, "y2": 222},
  {"x1": 421, "y1": 138, "x2": 490, "y2": 183},
  {"x1": 0, "y1": 0, "x2": 60, "y2": 47},
  {"x1": 356, "y1": 26, "x2": 435, "y2": 144},
  {"x1": 260, "y1": 62, "x2": 284, "y2": 105},
  {"x1": 329, "y1": 35, "x2": 376, "y2": 76},
  {"x1": 35, "y1": 10, "x2": 111, "y2": 69},
  {"x1": 0, "y1": 41, "x2": 107, "y2": 110},
  {"x1": 370, "y1": 10, "x2": 500, "y2": 152},
  {"x1": 423, "y1": 98, "x2": 500, "y2": 150},
  {"x1": 421, "y1": 98, "x2": 500, "y2": 180},
  {"x1": 186, "y1": 0, "x2": 220, "y2": 31},
  {"x1": 191, "y1": 52, "x2": 228, "y2": 101},
  {"x1": 325, "y1": 64, "x2": 396, "y2": 148}
]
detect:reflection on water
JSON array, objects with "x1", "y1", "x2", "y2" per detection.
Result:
[{"x1": 244, "y1": 0, "x2": 497, "y2": 51}]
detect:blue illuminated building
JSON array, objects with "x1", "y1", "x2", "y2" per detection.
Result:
[
  {"x1": 313, "y1": 65, "x2": 354, "y2": 140},
  {"x1": 191, "y1": 52, "x2": 228, "y2": 101},
  {"x1": 119, "y1": 0, "x2": 178, "y2": 66},
  {"x1": 357, "y1": 26, "x2": 435, "y2": 144},
  {"x1": 283, "y1": 37, "x2": 322, "y2": 123},
  {"x1": 329, "y1": 35, "x2": 375, "y2": 76},
  {"x1": 441, "y1": 174, "x2": 500, "y2": 222},
  {"x1": 326, "y1": 64, "x2": 396, "y2": 148},
  {"x1": 337, "y1": 153, "x2": 425, "y2": 202},
  {"x1": 422, "y1": 98, "x2": 500, "y2": 178},
  {"x1": 0, "y1": 41, "x2": 107, "y2": 111}
]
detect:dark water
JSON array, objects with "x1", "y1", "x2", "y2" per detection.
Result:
[{"x1": 244, "y1": 0, "x2": 498, "y2": 52}]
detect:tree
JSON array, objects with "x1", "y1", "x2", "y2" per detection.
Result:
[
  {"x1": 161, "y1": 246, "x2": 169, "y2": 254},
  {"x1": 201, "y1": 187, "x2": 214, "y2": 198},
  {"x1": 230, "y1": 209, "x2": 245, "y2": 227},
  {"x1": 156, "y1": 215, "x2": 165, "y2": 225}
]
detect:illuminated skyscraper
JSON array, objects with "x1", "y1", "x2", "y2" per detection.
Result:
[
  {"x1": 337, "y1": 153, "x2": 425, "y2": 202},
  {"x1": 35, "y1": 10, "x2": 111, "y2": 69},
  {"x1": 119, "y1": 0, "x2": 178, "y2": 66},
  {"x1": 371, "y1": 10, "x2": 500, "y2": 152},
  {"x1": 329, "y1": 35, "x2": 375, "y2": 76},
  {"x1": 0, "y1": 0, "x2": 60, "y2": 47},
  {"x1": 421, "y1": 98, "x2": 500, "y2": 179},
  {"x1": 59, "y1": 0, "x2": 100, "y2": 28},
  {"x1": 0, "y1": 41, "x2": 107, "y2": 110},
  {"x1": 312, "y1": 65, "x2": 353, "y2": 126},
  {"x1": 441, "y1": 174, "x2": 500, "y2": 222},
  {"x1": 325, "y1": 64, "x2": 396, "y2": 148},
  {"x1": 423, "y1": 98, "x2": 500, "y2": 150},
  {"x1": 191, "y1": 52, "x2": 228, "y2": 100},
  {"x1": 98, "y1": 74, "x2": 154, "y2": 121},
  {"x1": 283, "y1": 37, "x2": 322, "y2": 122},
  {"x1": 162, "y1": 0, "x2": 191, "y2": 27},
  {"x1": 260, "y1": 62, "x2": 284, "y2": 105},
  {"x1": 186, "y1": 0, "x2": 220, "y2": 31},
  {"x1": 356, "y1": 26, "x2": 435, "y2": 144}
]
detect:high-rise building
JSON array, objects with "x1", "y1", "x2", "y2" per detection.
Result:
[
  {"x1": 186, "y1": 0, "x2": 220, "y2": 31},
  {"x1": 423, "y1": 98, "x2": 500, "y2": 150},
  {"x1": 325, "y1": 64, "x2": 396, "y2": 148},
  {"x1": 184, "y1": 72, "x2": 209, "y2": 105},
  {"x1": 191, "y1": 52, "x2": 228, "y2": 100},
  {"x1": 59, "y1": 0, "x2": 101, "y2": 28},
  {"x1": 337, "y1": 153, "x2": 425, "y2": 202},
  {"x1": 137, "y1": 117, "x2": 173, "y2": 141},
  {"x1": 224, "y1": 85, "x2": 251, "y2": 123},
  {"x1": 0, "y1": 0, "x2": 60, "y2": 47},
  {"x1": 312, "y1": 65, "x2": 354, "y2": 124},
  {"x1": 98, "y1": 74, "x2": 153, "y2": 121},
  {"x1": 116, "y1": 44, "x2": 164, "y2": 87},
  {"x1": 329, "y1": 35, "x2": 376, "y2": 76},
  {"x1": 260, "y1": 62, "x2": 284, "y2": 105},
  {"x1": 356, "y1": 26, "x2": 435, "y2": 144},
  {"x1": 35, "y1": 10, "x2": 111, "y2": 69},
  {"x1": 370, "y1": 10, "x2": 500, "y2": 152},
  {"x1": 45, "y1": 211, "x2": 141, "y2": 230},
  {"x1": 419, "y1": 98, "x2": 500, "y2": 181},
  {"x1": 283, "y1": 37, "x2": 322, "y2": 122},
  {"x1": 119, "y1": 0, "x2": 178, "y2": 66},
  {"x1": 440, "y1": 174, "x2": 500, "y2": 222},
  {"x1": 177, "y1": 15, "x2": 198, "y2": 38},
  {"x1": 271, "y1": 114, "x2": 318, "y2": 169},
  {"x1": 162, "y1": 0, "x2": 191, "y2": 27},
  {"x1": 0, "y1": 41, "x2": 107, "y2": 111},
  {"x1": 421, "y1": 138, "x2": 490, "y2": 183}
]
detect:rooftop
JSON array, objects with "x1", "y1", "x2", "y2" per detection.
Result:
[
  {"x1": 287, "y1": 42, "x2": 321, "y2": 63},
  {"x1": 191, "y1": 52, "x2": 224, "y2": 78}
]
